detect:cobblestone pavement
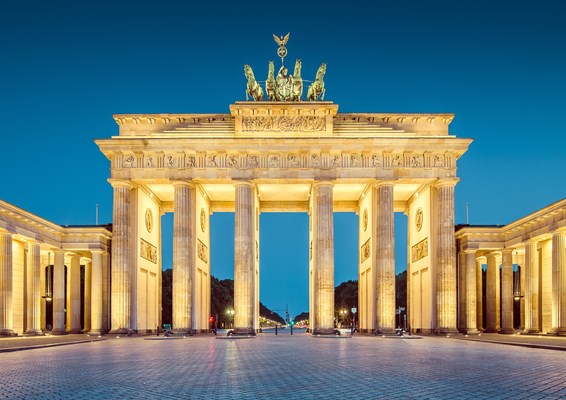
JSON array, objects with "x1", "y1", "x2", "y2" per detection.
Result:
[
  {"x1": 0, "y1": 334, "x2": 104, "y2": 351},
  {"x1": 454, "y1": 333, "x2": 566, "y2": 351},
  {"x1": 1, "y1": 333, "x2": 566, "y2": 399}
]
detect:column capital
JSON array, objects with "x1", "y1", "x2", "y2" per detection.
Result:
[
  {"x1": 0, "y1": 228, "x2": 12, "y2": 236},
  {"x1": 501, "y1": 248, "x2": 514, "y2": 255},
  {"x1": 51, "y1": 248, "x2": 66, "y2": 255},
  {"x1": 90, "y1": 249, "x2": 106, "y2": 255},
  {"x1": 476, "y1": 255, "x2": 487, "y2": 263},
  {"x1": 108, "y1": 179, "x2": 134, "y2": 189},
  {"x1": 312, "y1": 180, "x2": 334, "y2": 188},
  {"x1": 171, "y1": 180, "x2": 195, "y2": 189},
  {"x1": 433, "y1": 178, "x2": 460, "y2": 188},
  {"x1": 462, "y1": 249, "x2": 477, "y2": 255},
  {"x1": 233, "y1": 180, "x2": 255, "y2": 189},
  {"x1": 551, "y1": 230, "x2": 566, "y2": 237},
  {"x1": 373, "y1": 180, "x2": 396, "y2": 189}
]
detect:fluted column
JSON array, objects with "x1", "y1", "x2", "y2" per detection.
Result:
[
  {"x1": 109, "y1": 179, "x2": 133, "y2": 334},
  {"x1": 485, "y1": 253, "x2": 499, "y2": 332},
  {"x1": 375, "y1": 182, "x2": 395, "y2": 334},
  {"x1": 52, "y1": 249, "x2": 66, "y2": 334},
  {"x1": 233, "y1": 181, "x2": 255, "y2": 335},
  {"x1": 551, "y1": 232, "x2": 566, "y2": 335},
  {"x1": 464, "y1": 250, "x2": 479, "y2": 334},
  {"x1": 89, "y1": 251, "x2": 103, "y2": 335},
  {"x1": 500, "y1": 249, "x2": 514, "y2": 333},
  {"x1": 172, "y1": 181, "x2": 195, "y2": 334},
  {"x1": 83, "y1": 259, "x2": 92, "y2": 333},
  {"x1": 69, "y1": 255, "x2": 81, "y2": 333},
  {"x1": 0, "y1": 230, "x2": 15, "y2": 336},
  {"x1": 476, "y1": 257, "x2": 484, "y2": 331},
  {"x1": 524, "y1": 241, "x2": 540, "y2": 333},
  {"x1": 312, "y1": 181, "x2": 335, "y2": 335},
  {"x1": 435, "y1": 180, "x2": 458, "y2": 333},
  {"x1": 25, "y1": 242, "x2": 42, "y2": 335}
]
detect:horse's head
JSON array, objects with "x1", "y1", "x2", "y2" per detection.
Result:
[
  {"x1": 244, "y1": 64, "x2": 254, "y2": 80},
  {"x1": 267, "y1": 61, "x2": 274, "y2": 78},
  {"x1": 318, "y1": 63, "x2": 327, "y2": 76},
  {"x1": 294, "y1": 59, "x2": 302, "y2": 75}
]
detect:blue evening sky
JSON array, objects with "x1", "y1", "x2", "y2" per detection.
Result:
[{"x1": 1, "y1": 0, "x2": 564, "y2": 317}]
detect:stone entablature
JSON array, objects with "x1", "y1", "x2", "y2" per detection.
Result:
[
  {"x1": 456, "y1": 198, "x2": 566, "y2": 252},
  {"x1": 0, "y1": 200, "x2": 112, "y2": 251}
]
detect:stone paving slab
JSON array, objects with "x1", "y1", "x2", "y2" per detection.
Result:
[{"x1": 1, "y1": 333, "x2": 566, "y2": 399}]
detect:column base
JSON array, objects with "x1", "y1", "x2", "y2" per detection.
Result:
[
  {"x1": 87, "y1": 330, "x2": 103, "y2": 336},
  {"x1": 50, "y1": 328, "x2": 68, "y2": 335},
  {"x1": 547, "y1": 328, "x2": 566, "y2": 336},
  {"x1": 24, "y1": 329, "x2": 45, "y2": 336},
  {"x1": 437, "y1": 328, "x2": 460, "y2": 335},
  {"x1": 464, "y1": 329, "x2": 481, "y2": 335},
  {"x1": 312, "y1": 328, "x2": 340, "y2": 336},
  {"x1": 499, "y1": 328, "x2": 515, "y2": 334},
  {"x1": 0, "y1": 329, "x2": 18, "y2": 336},
  {"x1": 373, "y1": 328, "x2": 397, "y2": 336},
  {"x1": 110, "y1": 328, "x2": 135, "y2": 336},
  {"x1": 524, "y1": 328, "x2": 541, "y2": 334},
  {"x1": 484, "y1": 328, "x2": 499, "y2": 333},
  {"x1": 231, "y1": 327, "x2": 256, "y2": 336},
  {"x1": 68, "y1": 328, "x2": 82, "y2": 334}
]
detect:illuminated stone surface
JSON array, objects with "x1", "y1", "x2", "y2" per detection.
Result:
[
  {"x1": 456, "y1": 198, "x2": 566, "y2": 335},
  {"x1": 1, "y1": 335, "x2": 566, "y2": 398}
]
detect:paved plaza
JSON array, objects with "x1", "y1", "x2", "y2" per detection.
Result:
[{"x1": 1, "y1": 334, "x2": 566, "y2": 399}]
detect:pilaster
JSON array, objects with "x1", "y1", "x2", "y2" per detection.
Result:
[
  {"x1": 25, "y1": 241, "x2": 43, "y2": 335},
  {"x1": 109, "y1": 179, "x2": 133, "y2": 334},
  {"x1": 312, "y1": 181, "x2": 335, "y2": 335},
  {"x1": 374, "y1": 181, "x2": 395, "y2": 334},
  {"x1": 233, "y1": 181, "x2": 256, "y2": 335},
  {"x1": 500, "y1": 249, "x2": 514, "y2": 334},
  {"x1": 0, "y1": 230, "x2": 16, "y2": 336}
]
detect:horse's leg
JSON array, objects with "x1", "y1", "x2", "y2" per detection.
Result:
[{"x1": 321, "y1": 87, "x2": 325, "y2": 101}]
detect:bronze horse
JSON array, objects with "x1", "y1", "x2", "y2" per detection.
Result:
[
  {"x1": 244, "y1": 64, "x2": 264, "y2": 101},
  {"x1": 307, "y1": 63, "x2": 326, "y2": 101}
]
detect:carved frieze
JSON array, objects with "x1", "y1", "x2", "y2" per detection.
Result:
[
  {"x1": 227, "y1": 155, "x2": 238, "y2": 168},
  {"x1": 140, "y1": 238, "x2": 157, "y2": 264},
  {"x1": 241, "y1": 116, "x2": 326, "y2": 132},
  {"x1": 123, "y1": 155, "x2": 136, "y2": 168},
  {"x1": 165, "y1": 155, "x2": 178, "y2": 167},
  {"x1": 361, "y1": 238, "x2": 371, "y2": 263},
  {"x1": 197, "y1": 239, "x2": 208, "y2": 264},
  {"x1": 411, "y1": 238, "x2": 428, "y2": 263},
  {"x1": 186, "y1": 155, "x2": 196, "y2": 168},
  {"x1": 371, "y1": 154, "x2": 382, "y2": 167}
]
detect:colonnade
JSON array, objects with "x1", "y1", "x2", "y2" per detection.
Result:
[
  {"x1": 108, "y1": 177, "x2": 460, "y2": 335},
  {"x1": 458, "y1": 230, "x2": 566, "y2": 335},
  {"x1": 0, "y1": 226, "x2": 109, "y2": 336}
]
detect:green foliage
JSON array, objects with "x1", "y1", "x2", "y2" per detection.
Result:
[
  {"x1": 162, "y1": 269, "x2": 173, "y2": 325},
  {"x1": 334, "y1": 280, "x2": 358, "y2": 311},
  {"x1": 161, "y1": 270, "x2": 285, "y2": 327}
]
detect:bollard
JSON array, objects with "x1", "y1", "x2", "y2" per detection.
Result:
[
  {"x1": 275, "y1": 325, "x2": 278, "y2": 335},
  {"x1": 156, "y1": 325, "x2": 159, "y2": 336}
]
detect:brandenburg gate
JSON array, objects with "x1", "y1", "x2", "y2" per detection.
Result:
[{"x1": 96, "y1": 100, "x2": 471, "y2": 335}]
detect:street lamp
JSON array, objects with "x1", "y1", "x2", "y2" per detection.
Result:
[{"x1": 226, "y1": 309, "x2": 234, "y2": 328}]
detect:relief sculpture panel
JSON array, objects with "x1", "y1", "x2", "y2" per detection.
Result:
[
  {"x1": 242, "y1": 116, "x2": 326, "y2": 132},
  {"x1": 411, "y1": 238, "x2": 428, "y2": 263}
]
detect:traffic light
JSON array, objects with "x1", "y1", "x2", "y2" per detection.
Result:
[{"x1": 209, "y1": 316, "x2": 215, "y2": 324}]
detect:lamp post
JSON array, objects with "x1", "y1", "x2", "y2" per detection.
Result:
[{"x1": 226, "y1": 309, "x2": 234, "y2": 328}]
